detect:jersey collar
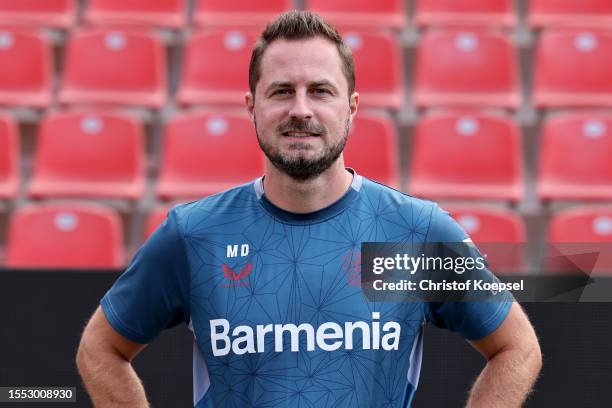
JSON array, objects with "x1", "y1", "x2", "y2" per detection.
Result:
[{"x1": 254, "y1": 168, "x2": 362, "y2": 225}]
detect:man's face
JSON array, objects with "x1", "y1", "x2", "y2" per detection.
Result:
[{"x1": 246, "y1": 36, "x2": 358, "y2": 180}]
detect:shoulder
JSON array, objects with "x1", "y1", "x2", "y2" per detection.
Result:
[
  {"x1": 359, "y1": 177, "x2": 441, "y2": 218},
  {"x1": 360, "y1": 177, "x2": 437, "y2": 211},
  {"x1": 358, "y1": 177, "x2": 467, "y2": 242},
  {"x1": 169, "y1": 180, "x2": 260, "y2": 235}
]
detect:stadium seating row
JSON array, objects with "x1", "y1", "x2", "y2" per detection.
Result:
[
  {"x1": 0, "y1": 0, "x2": 291, "y2": 30},
  {"x1": 3, "y1": 202, "x2": 612, "y2": 272},
  {"x1": 2, "y1": 110, "x2": 610, "y2": 202},
  {"x1": 1, "y1": 1, "x2": 611, "y2": 30},
  {"x1": 416, "y1": 0, "x2": 612, "y2": 29},
  {"x1": 412, "y1": 110, "x2": 612, "y2": 202},
  {"x1": 0, "y1": 29, "x2": 402, "y2": 109},
  {"x1": 4, "y1": 28, "x2": 612, "y2": 110}
]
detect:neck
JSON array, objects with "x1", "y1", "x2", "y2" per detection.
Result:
[{"x1": 262, "y1": 158, "x2": 353, "y2": 213}]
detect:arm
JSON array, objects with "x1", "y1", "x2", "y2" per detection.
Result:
[
  {"x1": 466, "y1": 302, "x2": 542, "y2": 408},
  {"x1": 76, "y1": 209, "x2": 190, "y2": 406},
  {"x1": 76, "y1": 306, "x2": 149, "y2": 407}
]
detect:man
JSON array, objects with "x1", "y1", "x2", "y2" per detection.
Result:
[{"x1": 77, "y1": 10, "x2": 541, "y2": 407}]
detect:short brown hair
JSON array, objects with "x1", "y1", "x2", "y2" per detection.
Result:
[{"x1": 248, "y1": 10, "x2": 355, "y2": 97}]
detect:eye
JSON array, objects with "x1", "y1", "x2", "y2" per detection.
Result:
[
  {"x1": 272, "y1": 88, "x2": 292, "y2": 96},
  {"x1": 312, "y1": 88, "x2": 331, "y2": 95}
]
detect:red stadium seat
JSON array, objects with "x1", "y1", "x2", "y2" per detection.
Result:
[
  {"x1": 157, "y1": 111, "x2": 264, "y2": 199},
  {"x1": 194, "y1": 0, "x2": 291, "y2": 29},
  {"x1": 178, "y1": 30, "x2": 257, "y2": 106},
  {"x1": 529, "y1": 0, "x2": 612, "y2": 29},
  {"x1": 29, "y1": 112, "x2": 145, "y2": 199},
  {"x1": 59, "y1": 30, "x2": 167, "y2": 108},
  {"x1": 414, "y1": 0, "x2": 516, "y2": 28},
  {"x1": 0, "y1": 30, "x2": 52, "y2": 108},
  {"x1": 534, "y1": 30, "x2": 612, "y2": 108},
  {"x1": 447, "y1": 206, "x2": 526, "y2": 273},
  {"x1": 547, "y1": 206, "x2": 612, "y2": 275},
  {"x1": 448, "y1": 206, "x2": 525, "y2": 243},
  {"x1": 307, "y1": 0, "x2": 406, "y2": 30},
  {"x1": 85, "y1": 0, "x2": 187, "y2": 29},
  {"x1": 0, "y1": 0, "x2": 76, "y2": 29},
  {"x1": 342, "y1": 31, "x2": 404, "y2": 109},
  {"x1": 538, "y1": 112, "x2": 612, "y2": 201},
  {"x1": 413, "y1": 31, "x2": 520, "y2": 109},
  {"x1": 0, "y1": 114, "x2": 19, "y2": 199},
  {"x1": 5, "y1": 203, "x2": 124, "y2": 268},
  {"x1": 409, "y1": 111, "x2": 523, "y2": 201},
  {"x1": 550, "y1": 207, "x2": 612, "y2": 243},
  {"x1": 343, "y1": 112, "x2": 399, "y2": 188},
  {"x1": 144, "y1": 205, "x2": 171, "y2": 240}
]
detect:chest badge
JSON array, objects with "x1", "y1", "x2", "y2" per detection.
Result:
[{"x1": 222, "y1": 263, "x2": 252, "y2": 281}]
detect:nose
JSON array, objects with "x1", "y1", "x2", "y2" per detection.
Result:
[{"x1": 288, "y1": 90, "x2": 313, "y2": 120}]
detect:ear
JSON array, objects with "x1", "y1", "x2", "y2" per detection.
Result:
[
  {"x1": 349, "y1": 92, "x2": 359, "y2": 120},
  {"x1": 245, "y1": 92, "x2": 255, "y2": 120}
]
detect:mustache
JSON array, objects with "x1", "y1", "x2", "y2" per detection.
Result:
[{"x1": 276, "y1": 118, "x2": 326, "y2": 136}]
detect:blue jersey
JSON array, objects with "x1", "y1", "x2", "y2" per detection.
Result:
[{"x1": 101, "y1": 171, "x2": 512, "y2": 408}]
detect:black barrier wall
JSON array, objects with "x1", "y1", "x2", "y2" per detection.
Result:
[{"x1": 1, "y1": 271, "x2": 611, "y2": 407}]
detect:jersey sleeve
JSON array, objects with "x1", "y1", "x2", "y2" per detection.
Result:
[
  {"x1": 100, "y1": 208, "x2": 190, "y2": 344},
  {"x1": 424, "y1": 204, "x2": 513, "y2": 341}
]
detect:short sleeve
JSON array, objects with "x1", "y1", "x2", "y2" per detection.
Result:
[
  {"x1": 101, "y1": 209, "x2": 191, "y2": 344},
  {"x1": 424, "y1": 205, "x2": 513, "y2": 341}
]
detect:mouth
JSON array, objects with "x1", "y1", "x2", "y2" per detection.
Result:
[{"x1": 281, "y1": 131, "x2": 321, "y2": 137}]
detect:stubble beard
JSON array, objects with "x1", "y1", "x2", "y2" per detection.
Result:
[{"x1": 255, "y1": 113, "x2": 351, "y2": 181}]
